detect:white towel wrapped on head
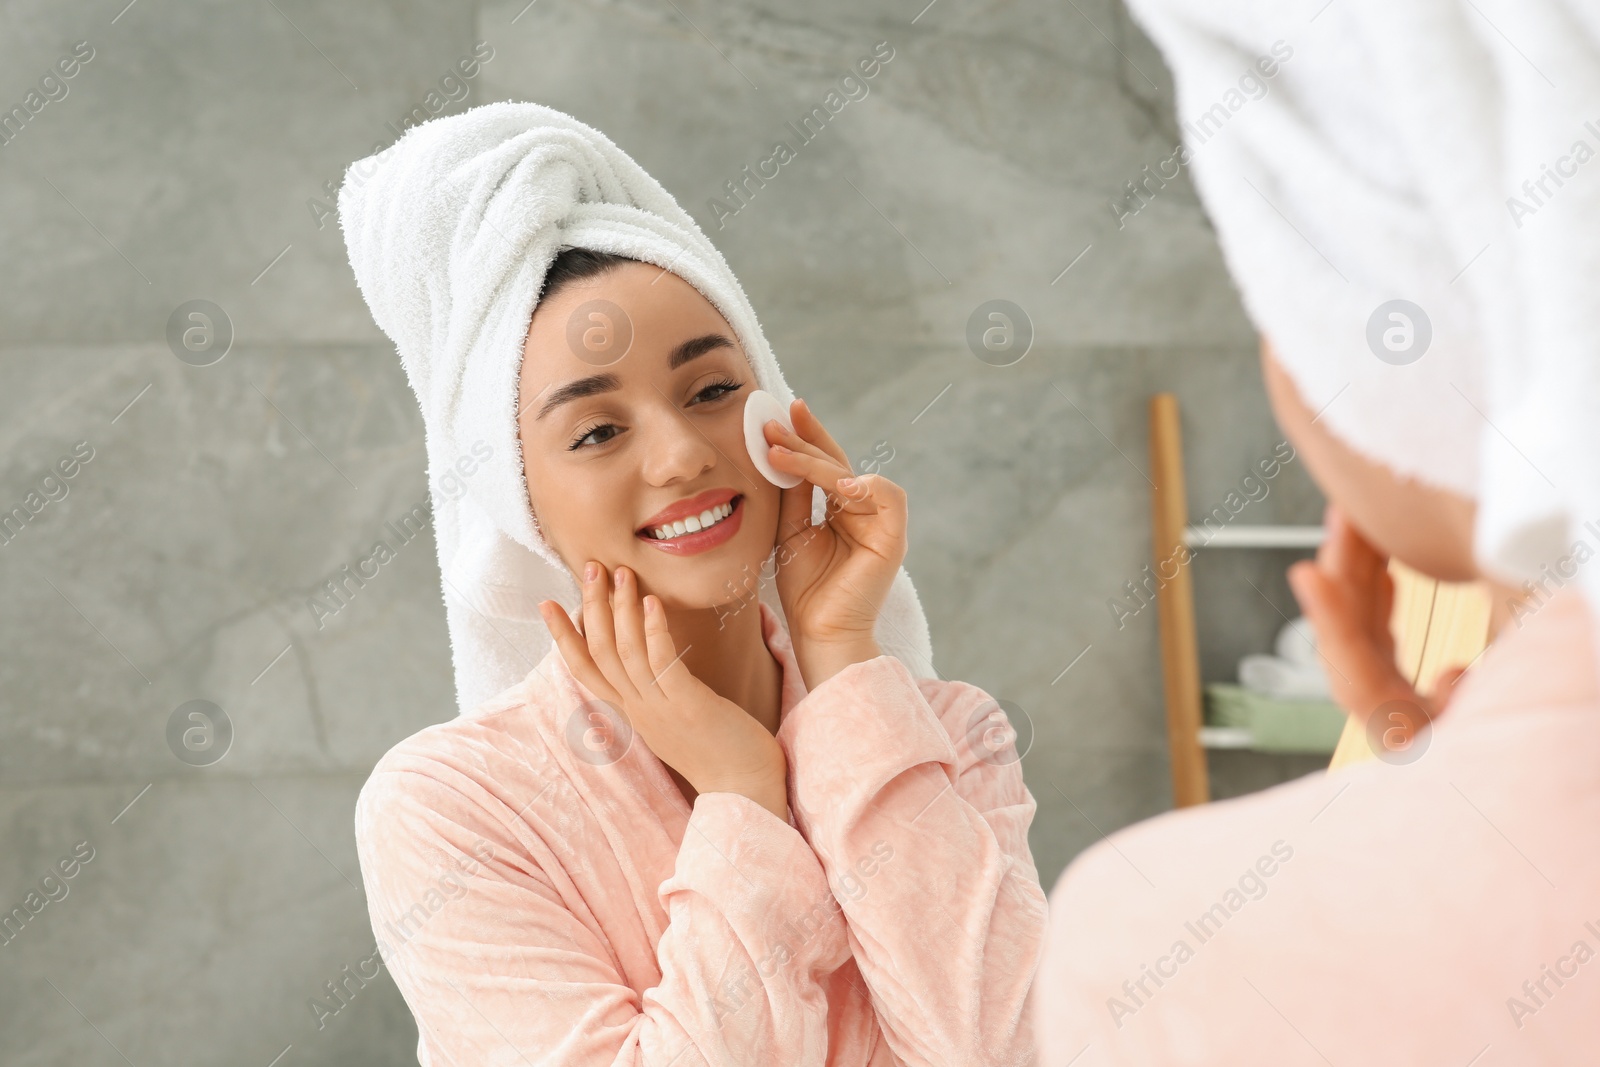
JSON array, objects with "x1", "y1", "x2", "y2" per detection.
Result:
[{"x1": 337, "y1": 101, "x2": 937, "y2": 716}]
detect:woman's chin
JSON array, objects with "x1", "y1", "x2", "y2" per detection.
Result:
[{"x1": 635, "y1": 555, "x2": 768, "y2": 615}]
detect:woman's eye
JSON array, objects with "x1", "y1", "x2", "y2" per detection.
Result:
[
  {"x1": 568, "y1": 383, "x2": 739, "y2": 449},
  {"x1": 692, "y1": 380, "x2": 743, "y2": 404},
  {"x1": 569, "y1": 423, "x2": 619, "y2": 450}
]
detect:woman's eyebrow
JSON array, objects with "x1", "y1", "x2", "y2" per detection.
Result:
[
  {"x1": 534, "y1": 333, "x2": 738, "y2": 420},
  {"x1": 668, "y1": 332, "x2": 736, "y2": 369}
]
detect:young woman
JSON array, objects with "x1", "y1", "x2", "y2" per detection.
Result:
[{"x1": 351, "y1": 242, "x2": 1050, "y2": 1065}]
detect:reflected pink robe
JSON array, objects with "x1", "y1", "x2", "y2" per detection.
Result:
[
  {"x1": 1033, "y1": 587, "x2": 1600, "y2": 1066},
  {"x1": 354, "y1": 600, "x2": 1048, "y2": 1066}
]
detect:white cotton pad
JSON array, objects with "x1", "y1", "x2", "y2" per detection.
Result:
[{"x1": 743, "y1": 389, "x2": 803, "y2": 488}]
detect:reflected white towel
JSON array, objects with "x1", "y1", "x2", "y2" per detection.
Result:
[{"x1": 337, "y1": 102, "x2": 937, "y2": 715}]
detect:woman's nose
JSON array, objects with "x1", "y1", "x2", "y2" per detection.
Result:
[{"x1": 639, "y1": 406, "x2": 719, "y2": 485}]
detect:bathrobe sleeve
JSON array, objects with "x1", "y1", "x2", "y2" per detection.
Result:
[
  {"x1": 776, "y1": 655, "x2": 1050, "y2": 1067},
  {"x1": 354, "y1": 754, "x2": 859, "y2": 1067}
]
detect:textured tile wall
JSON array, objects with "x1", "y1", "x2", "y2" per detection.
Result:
[{"x1": 0, "y1": 1, "x2": 1323, "y2": 1062}]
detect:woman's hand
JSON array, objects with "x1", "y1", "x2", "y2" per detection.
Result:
[
  {"x1": 537, "y1": 563, "x2": 789, "y2": 821},
  {"x1": 762, "y1": 399, "x2": 904, "y2": 688},
  {"x1": 1287, "y1": 506, "x2": 1467, "y2": 750}
]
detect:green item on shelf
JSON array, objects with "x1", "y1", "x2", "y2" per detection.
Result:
[{"x1": 1204, "y1": 683, "x2": 1347, "y2": 754}]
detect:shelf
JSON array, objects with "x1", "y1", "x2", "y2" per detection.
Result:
[{"x1": 1183, "y1": 524, "x2": 1324, "y2": 549}]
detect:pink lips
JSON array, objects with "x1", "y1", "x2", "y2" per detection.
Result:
[
  {"x1": 639, "y1": 487, "x2": 739, "y2": 531},
  {"x1": 636, "y1": 494, "x2": 745, "y2": 557}
]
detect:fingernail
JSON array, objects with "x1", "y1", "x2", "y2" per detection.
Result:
[
  {"x1": 771, "y1": 443, "x2": 792, "y2": 454},
  {"x1": 613, "y1": 566, "x2": 625, "y2": 588},
  {"x1": 644, "y1": 595, "x2": 657, "y2": 614},
  {"x1": 584, "y1": 562, "x2": 598, "y2": 583},
  {"x1": 838, "y1": 476, "x2": 857, "y2": 489}
]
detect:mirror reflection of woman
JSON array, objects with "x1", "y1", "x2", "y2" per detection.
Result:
[
  {"x1": 1033, "y1": 1, "x2": 1600, "y2": 1061},
  {"x1": 341, "y1": 103, "x2": 1049, "y2": 1066}
]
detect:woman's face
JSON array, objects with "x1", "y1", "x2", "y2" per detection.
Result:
[
  {"x1": 1261, "y1": 337, "x2": 1480, "y2": 582},
  {"x1": 517, "y1": 260, "x2": 782, "y2": 609}
]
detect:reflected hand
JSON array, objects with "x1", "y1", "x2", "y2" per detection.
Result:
[
  {"x1": 1287, "y1": 506, "x2": 1466, "y2": 740},
  {"x1": 762, "y1": 399, "x2": 903, "y2": 687},
  {"x1": 538, "y1": 562, "x2": 789, "y2": 820}
]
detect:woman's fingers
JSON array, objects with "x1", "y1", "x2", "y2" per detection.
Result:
[
  {"x1": 580, "y1": 560, "x2": 635, "y2": 699},
  {"x1": 758, "y1": 396, "x2": 851, "y2": 467},
  {"x1": 538, "y1": 599, "x2": 623, "y2": 705},
  {"x1": 762, "y1": 415, "x2": 836, "y2": 540},
  {"x1": 1287, "y1": 558, "x2": 1412, "y2": 719},
  {"x1": 761, "y1": 400, "x2": 850, "y2": 478},
  {"x1": 764, "y1": 419, "x2": 842, "y2": 473},
  {"x1": 768, "y1": 436, "x2": 856, "y2": 525},
  {"x1": 788, "y1": 397, "x2": 851, "y2": 469},
  {"x1": 609, "y1": 566, "x2": 657, "y2": 694},
  {"x1": 768, "y1": 438, "x2": 855, "y2": 496},
  {"x1": 1372, "y1": 562, "x2": 1397, "y2": 657},
  {"x1": 836, "y1": 473, "x2": 907, "y2": 534},
  {"x1": 1332, "y1": 507, "x2": 1396, "y2": 656},
  {"x1": 640, "y1": 593, "x2": 691, "y2": 700},
  {"x1": 829, "y1": 474, "x2": 908, "y2": 573},
  {"x1": 762, "y1": 398, "x2": 891, "y2": 536},
  {"x1": 1321, "y1": 507, "x2": 1390, "y2": 633}
]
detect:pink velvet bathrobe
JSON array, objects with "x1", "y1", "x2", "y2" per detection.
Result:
[
  {"x1": 1032, "y1": 589, "x2": 1600, "y2": 1065},
  {"x1": 355, "y1": 600, "x2": 1049, "y2": 1066}
]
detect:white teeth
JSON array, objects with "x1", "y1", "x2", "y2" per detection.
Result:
[{"x1": 649, "y1": 500, "x2": 735, "y2": 540}]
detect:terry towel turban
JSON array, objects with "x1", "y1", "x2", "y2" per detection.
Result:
[
  {"x1": 337, "y1": 101, "x2": 937, "y2": 716},
  {"x1": 1122, "y1": 0, "x2": 1600, "y2": 632}
]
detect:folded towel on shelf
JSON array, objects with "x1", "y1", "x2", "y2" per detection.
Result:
[
  {"x1": 1273, "y1": 614, "x2": 1320, "y2": 668},
  {"x1": 1235, "y1": 615, "x2": 1331, "y2": 699},
  {"x1": 1238, "y1": 653, "x2": 1331, "y2": 700},
  {"x1": 1205, "y1": 683, "x2": 1346, "y2": 754}
]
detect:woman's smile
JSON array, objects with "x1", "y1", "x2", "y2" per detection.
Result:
[
  {"x1": 517, "y1": 258, "x2": 783, "y2": 607},
  {"x1": 637, "y1": 490, "x2": 745, "y2": 556}
]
